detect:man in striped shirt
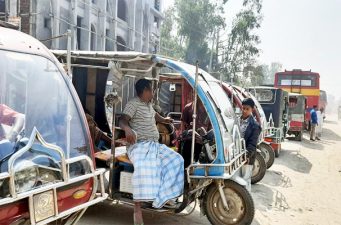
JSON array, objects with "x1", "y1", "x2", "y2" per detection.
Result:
[{"x1": 119, "y1": 79, "x2": 184, "y2": 225}]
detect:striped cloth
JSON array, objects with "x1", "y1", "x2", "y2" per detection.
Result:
[
  {"x1": 127, "y1": 141, "x2": 184, "y2": 208},
  {"x1": 123, "y1": 98, "x2": 159, "y2": 142}
]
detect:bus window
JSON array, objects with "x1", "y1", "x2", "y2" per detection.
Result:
[{"x1": 277, "y1": 74, "x2": 317, "y2": 87}]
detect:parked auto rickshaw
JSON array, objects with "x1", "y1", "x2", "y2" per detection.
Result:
[
  {"x1": 287, "y1": 93, "x2": 306, "y2": 141},
  {"x1": 246, "y1": 87, "x2": 289, "y2": 157},
  {"x1": 223, "y1": 83, "x2": 275, "y2": 171},
  {"x1": 0, "y1": 27, "x2": 107, "y2": 224},
  {"x1": 157, "y1": 77, "x2": 266, "y2": 184},
  {"x1": 52, "y1": 50, "x2": 255, "y2": 225}
]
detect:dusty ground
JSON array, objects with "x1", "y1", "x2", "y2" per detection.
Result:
[{"x1": 79, "y1": 114, "x2": 341, "y2": 225}]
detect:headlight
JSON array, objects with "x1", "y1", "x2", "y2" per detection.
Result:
[
  {"x1": 39, "y1": 169, "x2": 59, "y2": 183},
  {"x1": 15, "y1": 167, "x2": 38, "y2": 193}
]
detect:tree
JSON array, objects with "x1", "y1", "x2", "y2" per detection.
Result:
[
  {"x1": 222, "y1": 0, "x2": 263, "y2": 83},
  {"x1": 159, "y1": 8, "x2": 185, "y2": 59},
  {"x1": 174, "y1": 0, "x2": 225, "y2": 69},
  {"x1": 261, "y1": 62, "x2": 283, "y2": 85}
]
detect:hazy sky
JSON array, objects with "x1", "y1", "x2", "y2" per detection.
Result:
[{"x1": 163, "y1": 0, "x2": 341, "y2": 98}]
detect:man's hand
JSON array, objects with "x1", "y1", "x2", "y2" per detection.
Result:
[
  {"x1": 163, "y1": 117, "x2": 174, "y2": 124},
  {"x1": 155, "y1": 113, "x2": 173, "y2": 124},
  {"x1": 124, "y1": 127, "x2": 136, "y2": 144}
]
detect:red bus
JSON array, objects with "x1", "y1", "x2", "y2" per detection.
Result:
[{"x1": 274, "y1": 69, "x2": 320, "y2": 129}]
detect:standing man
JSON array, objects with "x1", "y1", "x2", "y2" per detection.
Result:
[
  {"x1": 310, "y1": 105, "x2": 319, "y2": 141},
  {"x1": 240, "y1": 98, "x2": 261, "y2": 190},
  {"x1": 119, "y1": 79, "x2": 184, "y2": 225},
  {"x1": 316, "y1": 108, "x2": 323, "y2": 139}
]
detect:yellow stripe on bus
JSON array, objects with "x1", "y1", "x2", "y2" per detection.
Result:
[{"x1": 280, "y1": 88, "x2": 320, "y2": 96}]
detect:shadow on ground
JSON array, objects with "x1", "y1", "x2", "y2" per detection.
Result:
[
  {"x1": 275, "y1": 149, "x2": 312, "y2": 174},
  {"x1": 252, "y1": 184, "x2": 290, "y2": 212},
  {"x1": 323, "y1": 120, "x2": 338, "y2": 125},
  {"x1": 299, "y1": 134, "x2": 325, "y2": 151},
  {"x1": 80, "y1": 201, "x2": 210, "y2": 225},
  {"x1": 321, "y1": 127, "x2": 341, "y2": 142},
  {"x1": 261, "y1": 170, "x2": 292, "y2": 188}
]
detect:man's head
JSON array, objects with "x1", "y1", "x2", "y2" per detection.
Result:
[
  {"x1": 135, "y1": 78, "x2": 153, "y2": 102},
  {"x1": 241, "y1": 98, "x2": 255, "y2": 119},
  {"x1": 313, "y1": 105, "x2": 318, "y2": 110}
]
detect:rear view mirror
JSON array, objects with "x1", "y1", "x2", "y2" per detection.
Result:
[{"x1": 169, "y1": 83, "x2": 176, "y2": 92}]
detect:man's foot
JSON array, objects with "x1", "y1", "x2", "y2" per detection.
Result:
[
  {"x1": 316, "y1": 137, "x2": 321, "y2": 140},
  {"x1": 310, "y1": 138, "x2": 315, "y2": 141},
  {"x1": 163, "y1": 199, "x2": 181, "y2": 209}
]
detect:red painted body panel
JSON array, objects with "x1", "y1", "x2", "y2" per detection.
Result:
[
  {"x1": 289, "y1": 121, "x2": 303, "y2": 132},
  {"x1": 0, "y1": 179, "x2": 93, "y2": 224}
]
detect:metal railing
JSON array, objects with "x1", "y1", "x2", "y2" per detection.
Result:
[
  {"x1": 186, "y1": 124, "x2": 248, "y2": 181},
  {"x1": 0, "y1": 128, "x2": 108, "y2": 225}
]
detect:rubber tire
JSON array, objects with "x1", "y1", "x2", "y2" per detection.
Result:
[
  {"x1": 258, "y1": 143, "x2": 275, "y2": 169},
  {"x1": 295, "y1": 131, "x2": 302, "y2": 141},
  {"x1": 203, "y1": 180, "x2": 255, "y2": 225},
  {"x1": 251, "y1": 152, "x2": 267, "y2": 184}
]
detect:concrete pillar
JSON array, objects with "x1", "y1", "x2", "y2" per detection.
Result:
[
  {"x1": 85, "y1": 2, "x2": 90, "y2": 50},
  {"x1": 101, "y1": 0, "x2": 106, "y2": 51},
  {"x1": 8, "y1": 0, "x2": 17, "y2": 17},
  {"x1": 128, "y1": 0, "x2": 136, "y2": 50},
  {"x1": 113, "y1": 0, "x2": 117, "y2": 51},
  {"x1": 51, "y1": 0, "x2": 60, "y2": 49},
  {"x1": 145, "y1": 2, "x2": 150, "y2": 53},
  {"x1": 70, "y1": 0, "x2": 78, "y2": 50}
]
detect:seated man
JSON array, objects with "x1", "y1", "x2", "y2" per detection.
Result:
[
  {"x1": 119, "y1": 79, "x2": 184, "y2": 225},
  {"x1": 181, "y1": 100, "x2": 212, "y2": 168}
]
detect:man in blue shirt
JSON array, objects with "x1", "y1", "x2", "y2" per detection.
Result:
[{"x1": 310, "y1": 105, "x2": 319, "y2": 141}]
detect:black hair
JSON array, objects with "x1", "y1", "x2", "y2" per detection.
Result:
[
  {"x1": 313, "y1": 105, "x2": 318, "y2": 109},
  {"x1": 242, "y1": 98, "x2": 255, "y2": 108},
  {"x1": 135, "y1": 79, "x2": 152, "y2": 97}
]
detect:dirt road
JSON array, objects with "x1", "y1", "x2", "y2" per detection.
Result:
[{"x1": 79, "y1": 114, "x2": 341, "y2": 225}]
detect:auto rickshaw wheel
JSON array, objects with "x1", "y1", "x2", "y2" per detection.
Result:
[
  {"x1": 251, "y1": 153, "x2": 266, "y2": 184},
  {"x1": 258, "y1": 143, "x2": 275, "y2": 169},
  {"x1": 203, "y1": 180, "x2": 254, "y2": 225},
  {"x1": 295, "y1": 131, "x2": 303, "y2": 141}
]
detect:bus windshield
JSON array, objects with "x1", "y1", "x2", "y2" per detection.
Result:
[{"x1": 277, "y1": 74, "x2": 317, "y2": 87}]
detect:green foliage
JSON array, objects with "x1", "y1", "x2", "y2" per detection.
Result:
[
  {"x1": 222, "y1": 0, "x2": 263, "y2": 83},
  {"x1": 262, "y1": 62, "x2": 283, "y2": 85},
  {"x1": 174, "y1": 0, "x2": 225, "y2": 69},
  {"x1": 159, "y1": 8, "x2": 185, "y2": 59}
]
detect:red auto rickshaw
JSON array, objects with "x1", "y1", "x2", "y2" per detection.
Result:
[
  {"x1": 0, "y1": 27, "x2": 107, "y2": 225},
  {"x1": 287, "y1": 93, "x2": 306, "y2": 141},
  {"x1": 221, "y1": 83, "x2": 273, "y2": 172}
]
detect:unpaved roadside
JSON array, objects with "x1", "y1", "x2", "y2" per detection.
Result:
[
  {"x1": 79, "y1": 114, "x2": 341, "y2": 225},
  {"x1": 252, "y1": 114, "x2": 341, "y2": 225}
]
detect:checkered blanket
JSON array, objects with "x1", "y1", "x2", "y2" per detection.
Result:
[{"x1": 127, "y1": 141, "x2": 184, "y2": 208}]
